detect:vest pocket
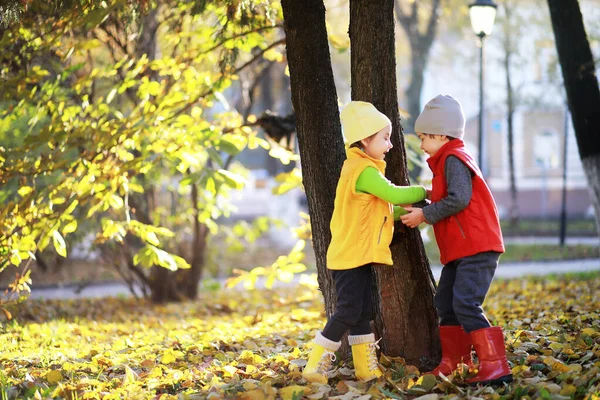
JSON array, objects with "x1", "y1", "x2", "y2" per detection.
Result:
[
  {"x1": 453, "y1": 216, "x2": 466, "y2": 238},
  {"x1": 377, "y1": 216, "x2": 388, "y2": 244}
]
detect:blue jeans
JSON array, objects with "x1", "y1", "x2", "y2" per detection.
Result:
[{"x1": 435, "y1": 252, "x2": 500, "y2": 332}]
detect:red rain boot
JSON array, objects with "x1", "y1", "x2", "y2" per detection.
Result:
[
  {"x1": 431, "y1": 325, "x2": 473, "y2": 376},
  {"x1": 467, "y1": 327, "x2": 513, "y2": 385}
]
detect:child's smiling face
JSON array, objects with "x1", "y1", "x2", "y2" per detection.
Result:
[
  {"x1": 361, "y1": 125, "x2": 393, "y2": 160},
  {"x1": 417, "y1": 132, "x2": 450, "y2": 157}
]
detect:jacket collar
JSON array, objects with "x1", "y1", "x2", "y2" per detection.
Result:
[
  {"x1": 347, "y1": 147, "x2": 387, "y2": 174},
  {"x1": 426, "y1": 139, "x2": 465, "y2": 172}
]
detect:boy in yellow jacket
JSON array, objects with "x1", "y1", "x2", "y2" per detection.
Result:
[{"x1": 302, "y1": 101, "x2": 428, "y2": 384}]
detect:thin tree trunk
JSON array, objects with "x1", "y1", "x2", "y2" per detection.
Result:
[
  {"x1": 180, "y1": 183, "x2": 207, "y2": 299},
  {"x1": 503, "y1": 6, "x2": 518, "y2": 226},
  {"x1": 547, "y1": 0, "x2": 600, "y2": 236},
  {"x1": 350, "y1": 0, "x2": 439, "y2": 366},
  {"x1": 281, "y1": 0, "x2": 346, "y2": 353},
  {"x1": 138, "y1": 5, "x2": 207, "y2": 302},
  {"x1": 394, "y1": 0, "x2": 440, "y2": 134},
  {"x1": 405, "y1": 54, "x2": 426, "y2": 134}
]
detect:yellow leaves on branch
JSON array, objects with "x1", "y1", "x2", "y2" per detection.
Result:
[{"x1": 226, "y1": 239, "x2": 307, "y2": 290}]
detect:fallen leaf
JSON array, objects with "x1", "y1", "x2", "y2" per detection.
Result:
[{"x1": 46, "y1": 370, "x2": 63, "y2": 384}]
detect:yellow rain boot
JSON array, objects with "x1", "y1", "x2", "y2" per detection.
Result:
[
  {"x1": 302, "y1": 332, "x2": 341, "y2": 384},
  {"x1": 349, "y1": 333, "x2": 383, "y2": 381}
]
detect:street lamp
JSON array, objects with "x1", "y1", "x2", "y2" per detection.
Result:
[{"x1": 469, "y1": 0, "x2": 497, "y2": 176}]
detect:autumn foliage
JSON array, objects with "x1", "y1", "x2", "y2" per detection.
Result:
[{"x1": 1, "y1": 273, "x2": 599, "y2": 399}]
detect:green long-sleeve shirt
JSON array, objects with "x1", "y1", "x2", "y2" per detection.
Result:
[{"x1": 355, "y1": 167, "x2": 427, "y2": 220}]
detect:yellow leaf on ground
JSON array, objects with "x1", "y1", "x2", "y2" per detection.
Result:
[
  {"x1": 416, "y1": 374, "x2": 437, "y2": 391},
  {"x1": 549, "y1": 343, "x2": 564, "y2": 352},
  {"x1": 560, "y1": 384, "x2": 577, "y2": 396},
  {"x1": 246, "y1": 365, "x2": 258, "y2": 374},
  {"x1": 46, "y1": 370, "x2": 63, "y2": 384},
  {"x1": 239, "y1": 389, "x2": 265, "y2": 400},
  {"x1": 223, "y1": 365, "x2": 238, "y2": 377},
  {"x1": 511, "y1": 365, "x2": 528, "y2": 375},
  {"x1": 552, "y1": 361, "x2": 570, "y2": 373},
  {"x1": 582, "y1": 328, "x2": 597, "y2": 337},
  {"x1": 568, "y1": 364, "x2": 582, "y2": 372},
  {"x1": 279, "y1": 385, "x2": 307, "y2": 400},
  {"x1": 543, "y1": 356, "x2": 570, "y2": 372},
  {"x1": 162, "y1": 352, "x2": 176, "y2": 364},
  {"x1": 161, "y1": 349, "x2": 183, "y2": 364}
]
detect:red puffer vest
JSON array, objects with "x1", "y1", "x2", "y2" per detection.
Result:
[{"x1": 427, "y1": 139, "x2": 504, "y2": 265}]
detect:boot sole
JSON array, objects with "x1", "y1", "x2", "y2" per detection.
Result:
[
  {"x1": 469, "y1": 374, "x2": 513, "y2": 386},
  {"x1": 356, "y1": 373, "x2": 382, "y2": 382},
  {"x1": 302, "y1": 372, "x2": 328, "y2": 385}
]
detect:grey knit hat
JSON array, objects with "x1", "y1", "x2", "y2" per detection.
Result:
[{"x1": 414, "y1": 95, "x2": 465, "y2": 139}]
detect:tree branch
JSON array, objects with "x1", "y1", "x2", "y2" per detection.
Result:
[
  {"x1": 424, "y1": 0, "x2": 441, "y2": 49},
  {"x1": 98, "y1": 25, "x2": 129, "y2": 57},
  {"x1": 394, "y1": 0, "x2": 411, "y2": 30},
  {"x1": 168, "y1": 38, "x2": 286, "y2": 121},
  {"x1": 200, "y1": 24, "x2": 284, "y2": 56}
]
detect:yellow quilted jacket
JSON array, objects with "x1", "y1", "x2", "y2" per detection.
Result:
[{"x1": 326, "y1": 148, "x2": 394, "y2": 270}]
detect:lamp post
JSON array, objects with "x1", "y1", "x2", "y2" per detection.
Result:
[{"x1": 469, "y1": 0, "x2": 497, "y2": 176}]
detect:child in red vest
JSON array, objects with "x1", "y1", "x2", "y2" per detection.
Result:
[
  {"x1": 302, "y1": 101, "x2": 428, "y2": 384},
  {"x1": 400, "y1": 95, "x2": 513, "y2": 385}
]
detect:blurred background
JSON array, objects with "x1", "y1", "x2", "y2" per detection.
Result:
[{"x1": 0, "y1": 0, "x2": 598, "y2": 301}]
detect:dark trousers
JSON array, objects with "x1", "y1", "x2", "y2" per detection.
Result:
[
  {"x1": 435, "y1": 251, "x2": 500, "y2": 333},
  {"x1": 322, "y1": 264, "x2": 374, "y2": 342}
]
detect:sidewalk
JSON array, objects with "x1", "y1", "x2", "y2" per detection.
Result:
[
  {"x1": 432, "y1": 258, "x2": 600, "y2": 279},
  {"x1": 503, "y1": 236, "x2": 599, "y2": 246},
  {"x1": 25, "y1": 258, "x2": 600, "y2": 300}
]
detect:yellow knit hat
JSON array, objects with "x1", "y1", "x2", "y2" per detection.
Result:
[{"x1": 340, "y1": 101, "x2": 391, "y2": 146}]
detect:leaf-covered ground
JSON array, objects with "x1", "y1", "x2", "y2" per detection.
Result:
[{"x1": 1, "y1": 272, "x2": 599, "y2": 399}]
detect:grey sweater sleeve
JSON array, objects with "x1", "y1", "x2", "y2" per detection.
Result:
[{"x1": 422, "y1": 156, "x2": 473, "y2": 225}]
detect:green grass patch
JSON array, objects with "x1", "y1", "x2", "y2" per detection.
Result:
[
  {"x1": 521, "y1": 269, "x2": 600, "y2": 282},
  {"x1": 424, "y1": 242, "x2": 599, "y2": 264},
  {"x1": 501, "y1": 218, "x2": 597, "y2": 236}
]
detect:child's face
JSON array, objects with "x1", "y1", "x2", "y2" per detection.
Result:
[
  {"x1": 417, "y1": 132, "x2": 449, "y2": 157},
  {"x1": 360, "y1": 125, "x2": 393, "y2": 160}
]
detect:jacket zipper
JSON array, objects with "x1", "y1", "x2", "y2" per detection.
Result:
[
  {"x1": 377, "y1": 216, "x2": 387, "y2": 244},
  {"x1": 453, "y1": 216, "x2": 466, "y2": 238}
]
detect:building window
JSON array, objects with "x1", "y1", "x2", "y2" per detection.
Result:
[{"x1": 533, "y1": 130, "x2": 560, "y2": 170}]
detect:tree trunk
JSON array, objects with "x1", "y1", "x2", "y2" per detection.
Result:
[
  {"x1": 394, "y1": 0, "x2": 440, "y2": 135},
  {"x1": 281, "y1": 0, "x2": 346, "y2": 351},
  {"x1": 547, "y1": 0, "x2": 600, "y2": 235},
  {"x1": 179, "y1": 183, "x2": 208, "y2": 299},
  {"x1": 502, "y1": 6, "x2": 519, "y2": 226},
  {"x1": 350, "y1": 0, "x2": 439, "y2": 367},
  {"x1": 136, "y1": 6, "x2": 207, "y2": 302},
  {"x1": 405, "y1": 53, "x2": 426, "y2": 135}
]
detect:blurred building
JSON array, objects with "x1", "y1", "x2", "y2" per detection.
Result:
[
  {"x1": 417, "y1": 0, "x2": 598, "y2": 220},
  {"x1": 464, "y1": 109, "x2": 591, "y2": 219}
]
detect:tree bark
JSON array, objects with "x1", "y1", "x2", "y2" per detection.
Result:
[
  {"x1": 281, "y1": 0, "x2": 346, "y2": 352},
  {"x1": 350, "y1": 0, "x2": 440, "y2": 366},
  {"x1": 547, "y1": 0, "x2": 600, "y2": 235}
]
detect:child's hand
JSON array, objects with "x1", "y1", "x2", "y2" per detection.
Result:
[
  {"x1": 400, "y1": 207, "x2": 426, "y2": 228},
  {"x1": 427, "y1": 189, "x2": 432, "y2": 200}
]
